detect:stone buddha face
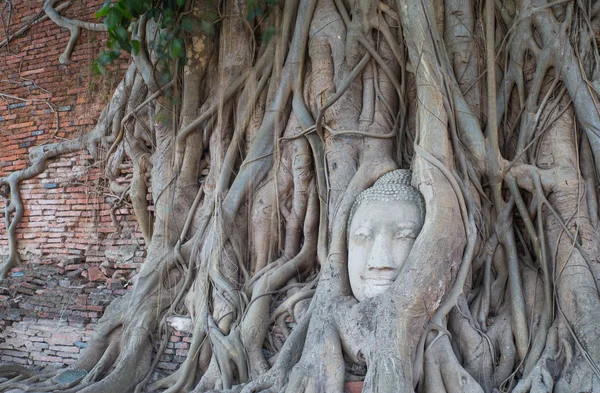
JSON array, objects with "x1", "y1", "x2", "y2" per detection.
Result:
[{"x1": 347, "y1": 170, "x2": 425, "y2": 302}]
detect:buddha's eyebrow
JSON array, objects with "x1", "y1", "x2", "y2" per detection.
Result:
[{"x1": 396, "y1": 222, "x2": 418, "y2": 230}]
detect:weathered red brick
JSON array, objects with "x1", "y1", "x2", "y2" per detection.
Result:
[
  {"x1": 345, "y1": 382, "x2": 364, "y2": 393},
  {"x1": 0, "y1": 0, "x2": 156, "y2": 372}
]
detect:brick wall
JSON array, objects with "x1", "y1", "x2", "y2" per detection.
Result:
[
  {"x1": 0, "y1": 259, "x2": 190, "y2": 374},
  {"x1": 0, "y1": 0, "x2": 187, "y2": 373},
  {"x1": 0, "y1": 0, "x2": 141, "y2": 265}
]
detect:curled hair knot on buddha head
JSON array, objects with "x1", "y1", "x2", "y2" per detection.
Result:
[{"x1": 347, "y1": 169, "x2": 426, "y2": 239}]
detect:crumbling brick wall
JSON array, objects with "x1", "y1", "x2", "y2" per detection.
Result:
[
  {"x1": 0, "y1": 0, "x2": 141, "y2": 271},
  {"x1": 0, "y1": 0, "x2": 188, "y2": 373}
]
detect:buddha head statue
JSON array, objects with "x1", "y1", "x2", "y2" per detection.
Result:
[{"x1": 347, "y1": 170, "x2": 425, "y2": 301}]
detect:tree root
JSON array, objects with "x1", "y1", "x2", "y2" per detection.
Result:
[
  {"x1": 43, "y1": 0, "x2": 106, "y2": 64},
  {"x1": 422, "y1": 335, "x2": 484, "y2": 393},
  {"x1": 0, "y1": 364, "x2": 36, "y2": 379}
]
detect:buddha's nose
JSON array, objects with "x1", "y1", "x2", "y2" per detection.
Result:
[{"x1": 366, "y1": 234, "x2": 394, "y2": 270}]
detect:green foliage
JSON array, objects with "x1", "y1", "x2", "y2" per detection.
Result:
[
  {"x1": 247, "y1": 0, "x2": 277, "y2": 20},
  {"x1": 94, "y1": 0, "x2": 190, "y2": 74},
  {"x1": 248, "y1": 0, "x2": 278, "y2": 44},
  {"x1": 93, "y1": 0, "x2": 279, "y2": 74},
  {"x1": 262, "y1": 25, "x2": 276, "y2": 43}
]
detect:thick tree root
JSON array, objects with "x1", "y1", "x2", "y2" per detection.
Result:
[{"x1": 422, "y1": 335, "x2": 484, "y2": 393}]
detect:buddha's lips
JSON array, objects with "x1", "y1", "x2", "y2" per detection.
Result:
[{"x1": 361, "y1": 274, "x2": 397, "y2": 285}]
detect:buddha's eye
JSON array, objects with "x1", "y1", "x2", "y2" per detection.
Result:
[
  {"x1": 395, "y1": 229, "x2": 416, "y2": 240},
  {"x1": 353, "y1": 229, "x2": 372, "y2": 241}
]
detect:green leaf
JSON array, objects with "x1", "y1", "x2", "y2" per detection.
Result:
[
  {"x1": 114, "y1": 25, "x2": 130, "y2": 42},
  {"x1": 104, "y1": 7, "x2": 122, "y2": 29},
  {"x1": 160, "y1": 71, "x2": 172, "y2": 84},
  {"x1": 94, "y1": 0, "x2": 110, "y2": 18},
  {"x1": 95, "y1": 0, "x2": 112, "y2": 18},
  {"x1": 146, "y1": 8, "x2": 159, "y2": 21},
  {"x1": 98, "y1": 49, "x2": 121, "y2": 66},
  {"x1": 131, "y1": 39, "x2": 141, "y2": 55},
  {"x1": 92, "y1": 59, "x2": 104, "y2": 75},
  {"x1": 181, "y1": 16, "x2": 193, "y2": 32},
  {"x1": 262, "y1": 26, "x2": 276, "y2": 43},
  {"x1": 176, "y1": 0, "x2": 185, "y2": 7},
  {"x1": 108, "y1": 32, "x2": 123, "y2": 50},
  {"x1": 170, "y1": 37, "x2": 184, "y2": 59},
  {"x1": 122, "y1": 0, "x2": 151, "y2": 16},
  {"x1": 115, "y1": 2, "x2": 130, "y2": 18},
  {"x1": 200, "y1": 19, "x2": 215, "y2": 35},
  {"x1": 163, "y1": 8, "x2": 173, "y2": 25},
  {"x1": 247, "y1": 0, "x2": 264, "y2": 19}
]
